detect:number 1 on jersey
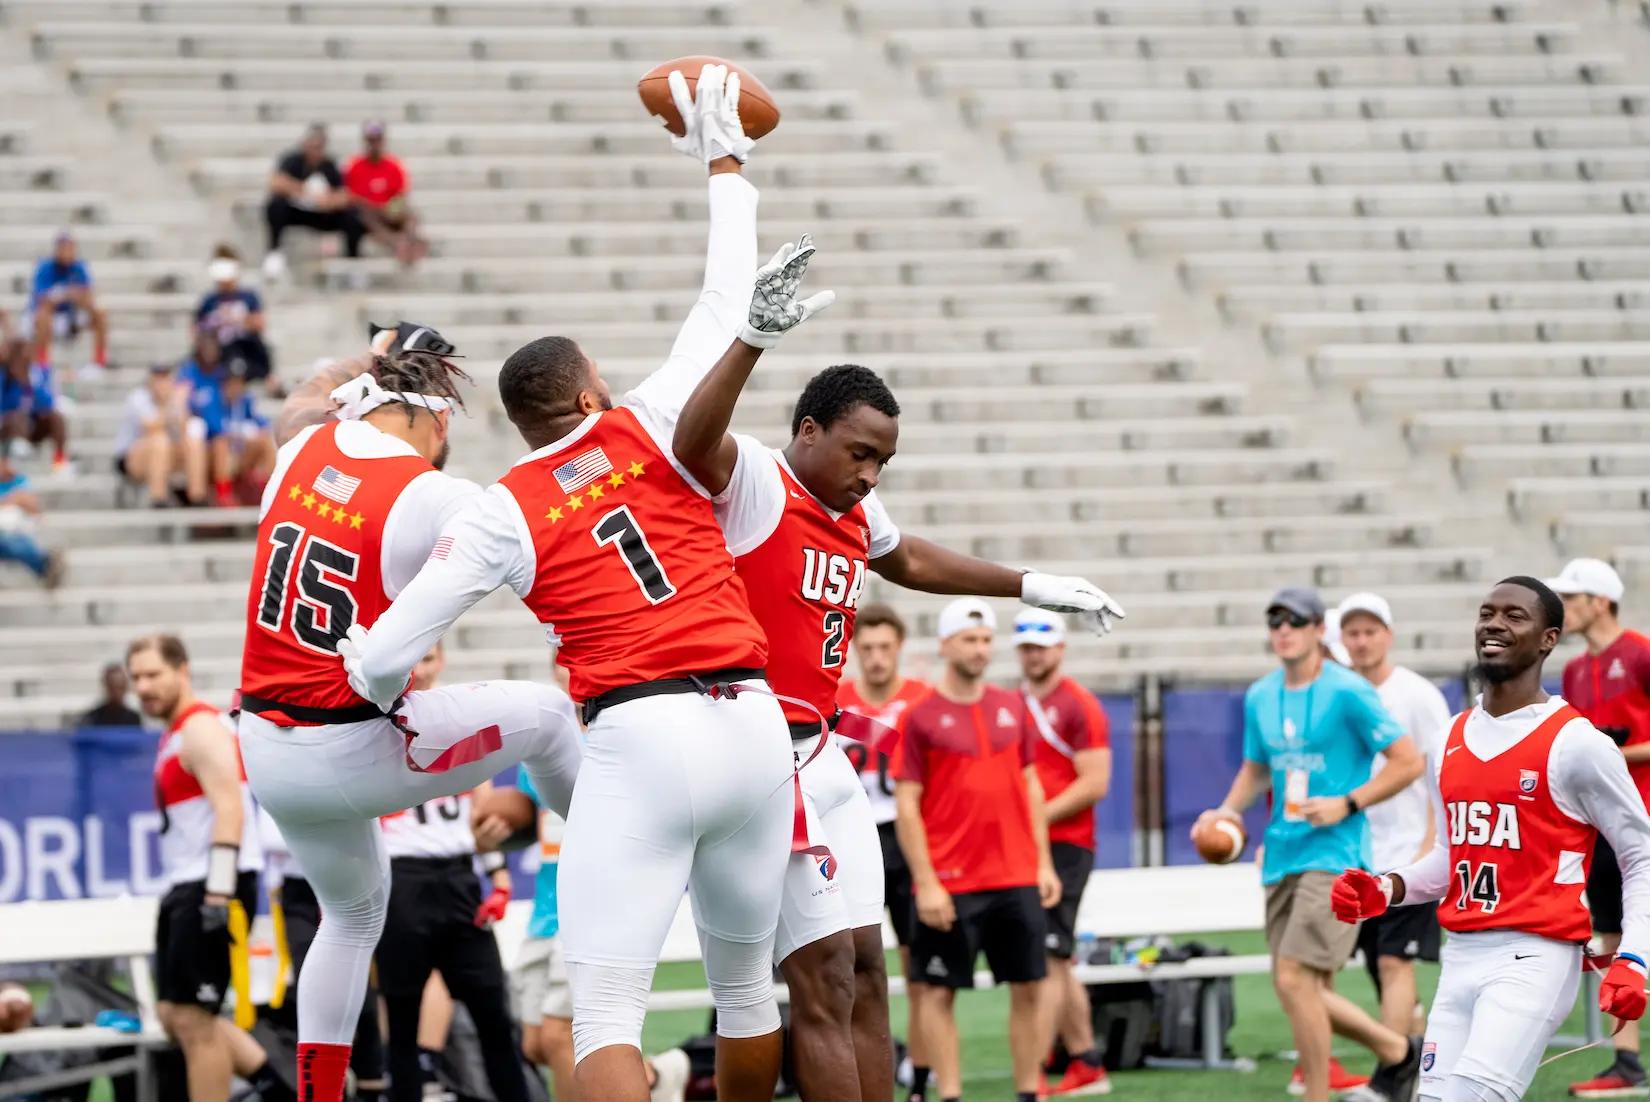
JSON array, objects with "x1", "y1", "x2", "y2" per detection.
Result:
[
  {"x1": 1454, "y1": 859, "x2": 1500, "y2": 914},
  {"x1": 593, "y1": 505, "x2": 677, "y2": 604},
  {"x1": 256, "y1": 520, "x2": 361, "y2": 654}
]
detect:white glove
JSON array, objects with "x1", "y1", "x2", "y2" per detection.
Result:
[
  {"x1": 739, "y1": 234, "x2": 836, "y2": 349},
  {"x1": 666, "y1": 64, "x2": 754, "y2": 165},
  {"x1": 1020, "y1": 572, "x2": 1126, "y2": 637},
  {"x1": 336, "y1": 623, "x2": 396, "y2": 711}
]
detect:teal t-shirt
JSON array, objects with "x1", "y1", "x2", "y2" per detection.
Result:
[
  {"x1": 1242, "y1": 662, "x2": 1404, "y2": 885},
  {"x1": 516, "y1": 775, "x2": 560, "y2": 940}
]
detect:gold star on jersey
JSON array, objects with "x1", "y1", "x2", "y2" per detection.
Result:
[{"x1": 544, "y1": 457, "x2": 647, "y2": 523}]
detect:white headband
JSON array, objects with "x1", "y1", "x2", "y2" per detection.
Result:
[{"x1": 328, "y1": 372, "x2": 453, "y2": 421}]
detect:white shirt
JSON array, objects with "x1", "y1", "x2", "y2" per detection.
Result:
[
  {"x1": 1391, "y1": 696, "x2": 1650, "y2": 958},
  {"x1": 114, "y1": 386, "x2": 165, "y2": 456},
  {"x1": 355, "y1": 173, "x2": 760, "y2": 704},
  {"x1": 714, "y1": 433, "x2": 901, "y2": 559},
  {"x1": 260, "y1": 419, "x2": 481, "y2": 599},
  {"x1": 1364, "y1": 666, "x2": 1452, "y2": 871}
]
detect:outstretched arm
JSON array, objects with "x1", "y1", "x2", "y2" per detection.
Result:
[
  {"x1": 871, "y1": 534, "x2": 1126, "y2": 635},
  {"x1": 273, "y1": 355, "x2": 369, "y2": 446}
]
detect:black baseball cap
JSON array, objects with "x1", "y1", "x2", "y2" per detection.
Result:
[{"x1": 1266, "y1": 586, "x2": 1325, "y2": 622}]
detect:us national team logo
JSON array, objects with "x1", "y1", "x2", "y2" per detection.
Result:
[
  {"x1": 996, "y1": 706, "x2": 1016, "y2": 727},
  {"x1": 1519, "y1": 769, "x2": 1539, "y2": 795},
  {"x1": 313, "y1": 465, "x2": 361, "y2": 506},
  {"x1": 815, "y1": 851, "x2": 837, "y2": 881},
  {"x1": 1421, "y1": 1041, "x2": 1436, "y2": 1072},
  {"x1": 552, "y1": 446, "x2": 614, "y2": 494},
  {"x1": 1610, "y1": 658, "x2": 1627, "y2": 680}
]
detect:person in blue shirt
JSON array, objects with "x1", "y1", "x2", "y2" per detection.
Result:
[
  {"x1": 28, "y1": 230, "x2": 108, "y2": 374},
  {"x1": 1195, "y1": 586, "x2": 1424, "y2": 1102},
  {"x1": 0, "y1": 330, "x2": 70, "y2": 474},
  {"x1": 196, "y1": 248, "x2": 273, "y2": 388}
]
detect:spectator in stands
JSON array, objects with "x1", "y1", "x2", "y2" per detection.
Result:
[
  {"x1": 27, "y1": 230, "x2": 108, "y2": 378},
  {"x1": 0, "y1": 460, "x2": 63, "y2": 588},
  {"x1": 82, "y1": 661, "x2": 142, "y2": 727},
  {"x1": 1013, "y1": 609, "x2": 1113, "y2": 1098},
  {"x1": 894, "y1": 598, "x2": 1060, "y2": 1102},
  {"x1": 1334, "y1": 595, "x2": 1450, "y2": 1051},
  {"x1": 115, "y1": 363, "x2": 209, "y2": 508},
  {"x1": 1, "y1": 330, "x2": 70, "y2": 475},
  {"x1": 1195, "y1": 587, "x2": 1423, "y2": 1102},
  {"x1": 345, "y1": 121, "x2": 428, "y2": 267},
  {"x1": 262, "y1": 124, "x2": 365, "y2": 283},
  {"x1": 196, "y1": 246, "x2": 272, "y2": 390},
  {"x1": 1548, "y1": 559, "x2": 1650, "y2": 1098},
  {"x1": 213, "y1": 367, "x2": 276, "y2": 505}
]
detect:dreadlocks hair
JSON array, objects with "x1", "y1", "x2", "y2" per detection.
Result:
[
  {"x1": 790, "y1": 364, "x2": 900, "y2": 437},
  {"x1": 1497, "y1": 575, "x2": 1566, "y2": 635},
  {"x1": 369, "y1": 351, "x2": 470, "y2": 423},
  {"x1": 497, "y1": 336, "x2": 589, "y2": 430}
]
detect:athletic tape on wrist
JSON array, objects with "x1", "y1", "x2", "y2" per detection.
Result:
[{"x1": 206, "y1": 843, "x2": 239, "y2": 897}]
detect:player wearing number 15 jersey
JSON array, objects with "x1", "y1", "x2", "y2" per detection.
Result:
[
  {"x1": 1332, "y1": 578, "x2": 1650, "y2": 1102},
  {"x1": 671, "y1": 338, "x2": 1124, "y2": 1099},
  {"x1": 236, "y1": 343, "x2": 583, "y2": 1102}
]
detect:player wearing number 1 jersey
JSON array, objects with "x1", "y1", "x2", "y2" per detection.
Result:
[
  {"x1": 345, "y1": 70, "x2": 846, "y2": 1102},
  {"x1": 1332, "y1": 578, "x2": 1650, "y2": 1102},
  {"x1": 670, "y1": 309, "x2": 1124, "y2": 1102},
  {"x1": 236, "y1": 344, "x2": 583, "y2": 1102}
]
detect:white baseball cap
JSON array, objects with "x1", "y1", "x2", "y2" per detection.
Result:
[
  {"x1": 208, "y1": 257, "x2": 240, "y2": 283},
  {"x1": 1546, "y1": 558, "x2": 1625, "y2": 602},
  {"x1": 1013, "y1": 608, "x2": 1066, "y2": 648},
  {"x1": 1336, "y1": 591, "x2": 1394, "y2": 631},
  {"x1": 936, "y1": 597, "x2": 997, "y2": 642}
]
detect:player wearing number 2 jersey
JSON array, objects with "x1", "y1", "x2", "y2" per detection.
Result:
[
  {"x1": 670, "y1": 314, "x2": 1125, "y2": 1101},
  {"x1": 1332, "y1": 578, "x2": 1650, "y2": 1102},
  {"x1": 345, "y1": 68, "x2": 846, "y2": 1102},
  {"x1": 236, "y1": 343, "x2": 584, "y2": 1102}
]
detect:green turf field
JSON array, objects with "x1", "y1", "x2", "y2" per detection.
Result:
[{"x1": 638, "y1": 931, "x2": 1609, "y2": 1100}]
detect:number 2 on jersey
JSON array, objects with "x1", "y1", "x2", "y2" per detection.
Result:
[
  {"x1": 1454, "y1": 859, "x2": 1500, "y2": 914},
  {"x1": 593, "y1": 505, "x2": 677, "y2": 604},
  {"x1": 822, "y1": 610, "x2": 846, "y2": 669},
  {"x1": 256, "y1": 521, "x2": 360, "y2": 654}
]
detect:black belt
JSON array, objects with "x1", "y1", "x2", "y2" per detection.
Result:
[
  {"x1": 389, "y1": 854, "x2": 474, "y2": 873},
  {"x1": 789, "y1": 708, "x2": 840, "y2": 741},
  {"x1": 237, "y1": 692, "x2": 387, "y2": 725},
  {"x1": 579, "y1": 667, "x2": 765, "y2": 726}
]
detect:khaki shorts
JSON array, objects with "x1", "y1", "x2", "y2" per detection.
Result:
[
  {"x1": 1265, "y1": 870, "x2": 1359, "y2": 972},
  {"x1": 510, "y1": 935, "x2": 572, "y2": 1025}
]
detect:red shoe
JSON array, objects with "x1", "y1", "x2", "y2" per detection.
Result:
[
  {"x1": 1048, "y1": 1060, "x2": 1112, "y2": 1096},
  {"x1": 1288, "y1": 1059, "x2": 1370, "y2": 1096},
  {"x1": 1570, "y1": 1057, "x2": 1650, "y2": 1097}
]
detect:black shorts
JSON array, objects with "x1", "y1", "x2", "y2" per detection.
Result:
[
  {"x1": 879, "y1": 821, "x2": 916, "y2": 947},
  {"x1": 910, "y1": 885, "x2": 1048, "y2": 989},
  {"x1": 155, "y1": 871, "x2": 259, "y2": 1011},
  {"x1": 1590, "y1": 835, "x2": 1624, "y2": 936},
  {"x1": 1356, "y1": 901, "x2": 1441, "y2": 987},
  {"x1": 376, "y1": 855, "x2": 507, "y2": 998},
  {"x1": 1044, "y1": 843, "x2": 1093, "y2": 960}
]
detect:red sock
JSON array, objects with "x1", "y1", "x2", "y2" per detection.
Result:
[
  {"x1": 53, "y1": 445, "x2": 66, "y2": 464},
  {"x1": 94, "y1": 347, "x2": 107, "y2": 367},
  {"x1": 297, "y1": 1042, "x2": 351, "y2": 1102},
  {"x1": 215, "y1": 479, "x2": 233, "y2": 500}
]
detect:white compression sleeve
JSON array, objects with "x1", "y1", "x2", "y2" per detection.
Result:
[
  {"x1": 1388, "y1": 755, "x2": 1452, "y2": 904},
  {"x1": 1554, "y1": 721, "x2": 1650, "y2": 961}
]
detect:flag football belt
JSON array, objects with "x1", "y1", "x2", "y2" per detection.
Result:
[
  {"x1": 577, "y1": 666, "x2": 766, "y2": 726},
  {"x1": 788, "y1": 707, "x2": 900, "y2": 756},
  {"x1": 236, "y1": 692, "x2": 389, "y2": 726}
]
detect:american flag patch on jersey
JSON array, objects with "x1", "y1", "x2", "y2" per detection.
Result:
[
  {"x1": 552, "y1": 446, "x2": 613, "y2": 494},
  {"x1": 430, "y1": 536, "x2": 454, "y2": 561},
  {"x1": 313, "y1": 465, "x2": 362, "y2": 506}
]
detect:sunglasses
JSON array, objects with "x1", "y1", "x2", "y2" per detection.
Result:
[{"x1": 1267, "y1": 610, "x2": 1314, "y2": 630}]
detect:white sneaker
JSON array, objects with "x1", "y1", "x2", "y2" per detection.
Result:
[
  {"x1": 261, "y1": 250, "x2": 287, "y2": 283},
  {"x1": 76, "y1": 362, "x2": 105, "y2": 384},
  {"x1": 648, "y1": 1048, "x2": 691, "y2": 1102}
]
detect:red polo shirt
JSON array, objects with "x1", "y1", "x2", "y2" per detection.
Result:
[
  {"x1": 893, "y1": 684, "x2": 1039, "y2": 895},
  {"x1": 1028, "y1": 677, "x2": 1110, "y2": 850},
  {"x1": 1562, "y1": 629, "x2": 1650, "y2": 809},
  {"x1": 344, "y1": 154, "x2": 408, "y2": 208}
]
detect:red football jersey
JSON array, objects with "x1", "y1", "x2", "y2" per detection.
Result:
[
  {"x1": 1028, "y1": 677, "x2": 1111, "y2": 850},
  {"x1": 240, "y1": 421, "x2": 430, "y2": 724},
  {"x1": 154, "y1": 701, "x2": 249, "y2": 884},
  {"x1": 837, "y1": 677, "x2": 931, "y2": 824},
  {"x1": 735, "y1": 461, "x2": 871, "y2": 725},
  {"x1": 893, "y1": 685, "x2": 1040, "y2": 894},
  {"x1": 497, "y1": 406, "x2": 766, "y2": 702},
  {"x1": 1438, "y1": 705, "x2": 1595, "y2": 943},
  {"x1": 1563, "y1": 630, "x2": 1650, "y2": 809}
]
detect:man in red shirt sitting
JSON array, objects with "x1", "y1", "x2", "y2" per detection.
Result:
[
  {"x1": 1014, "y1": 608, "x2": 1113, "y2": 1097},
  {"x1": 343, "y1": 121, "x2": 428, "y2": 267},
  {"x1": 895, "y1": 598, "x2": 1061, "y2": 1102}
]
